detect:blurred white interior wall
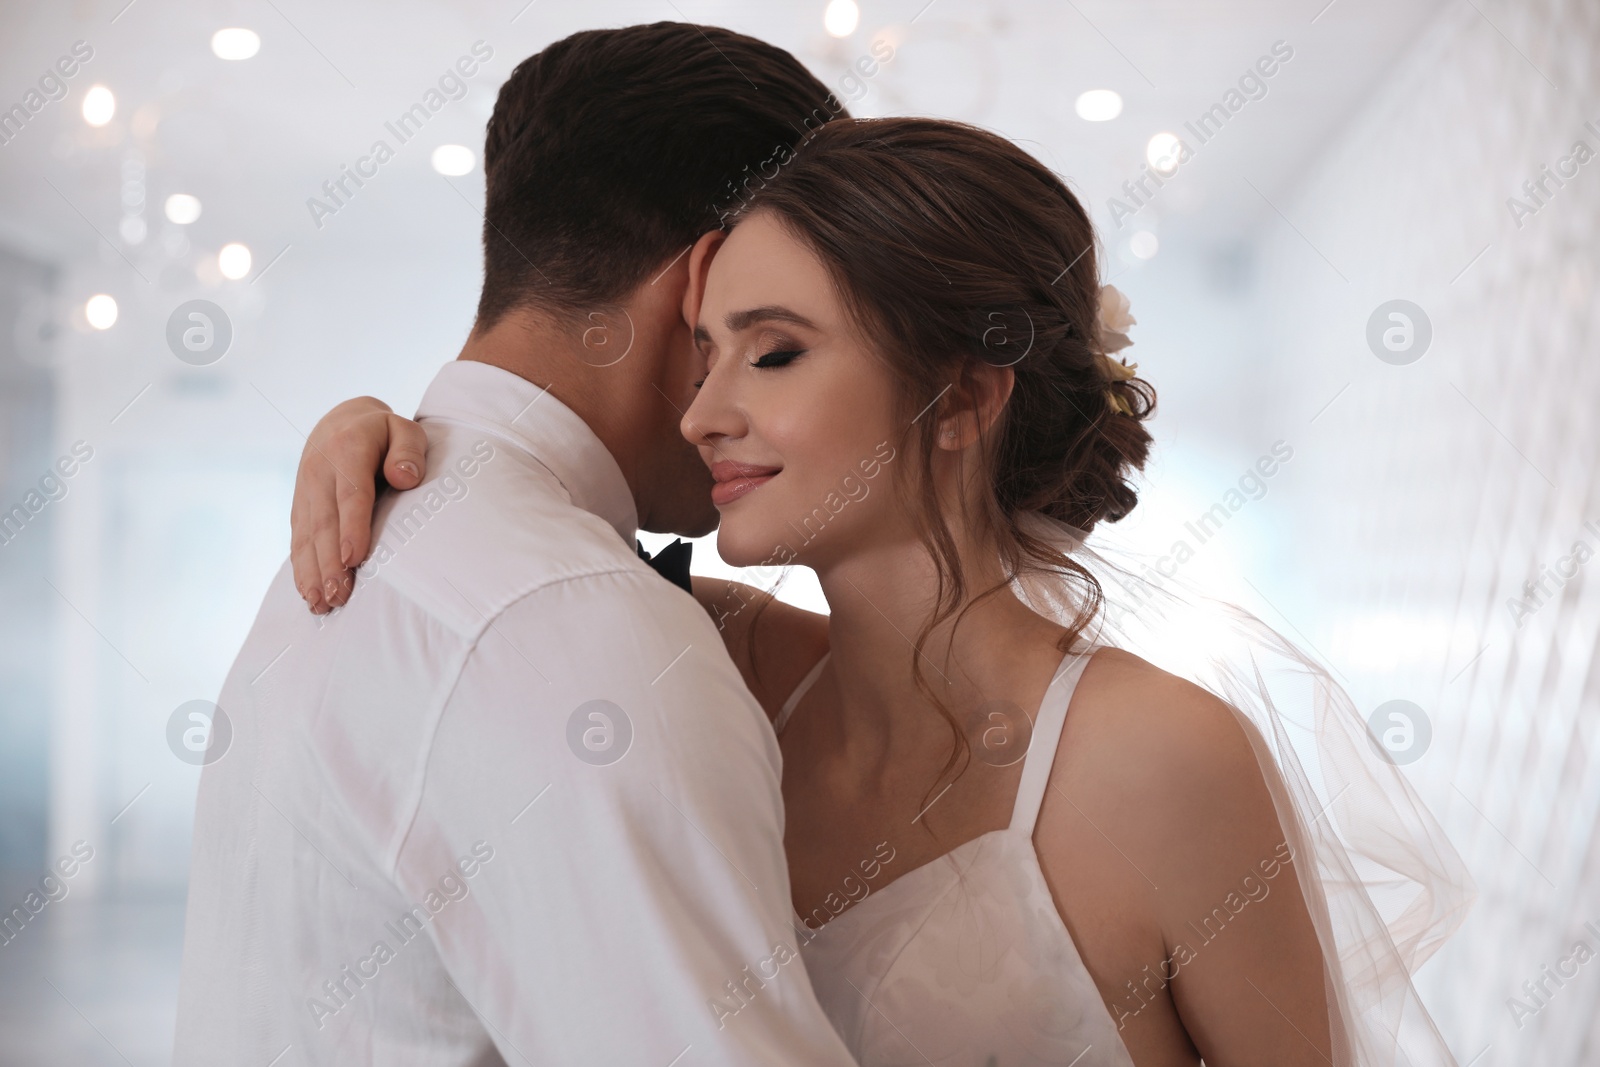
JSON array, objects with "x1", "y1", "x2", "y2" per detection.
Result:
[
  {"x1": 42, "y1": 247, "x2": 479, "y2": 893},
  {"x1": 0, "y1": 246, "x2": 57, "y2": 889},
  {"x1": 1250, "y1": 0, "x2": 1599, "y2": 1060}
]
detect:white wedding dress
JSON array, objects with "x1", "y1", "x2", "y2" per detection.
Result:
[
  {"x1": 775, "y1": 645, "x2": 1137, "y2": 1067},
  {"x1": 760, "y1": 511, "x2": 1473, "y2": 1066}
]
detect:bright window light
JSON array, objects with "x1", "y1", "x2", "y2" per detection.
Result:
[
  {"x1": 165, "y1": 194, "x2": 202, "y2": 224},
  {"x1": 1146, "y1": 131, "x2": 1183, "y2": 175},
  {"x1": 211, "y1": 28, "x2": 261, "y2": 60},
  {"x1": 218, "y1": 243, "x2": 252, "y2": 280},
  {"x1": 1074, "y1": 89, "x2": 1122, "y2": 122},
  {"x1": 86, "y1": 294, "x2": 118, "y2": 330},
  {"x1": 82, "y1": 85, "x2": 115, "y2": 126},
  {"x1": 430, "y1": 144, "x2": 475, "y2": 176},
  {"x1": 824, "y1": 0, "x2": 860, "y2": 38}
]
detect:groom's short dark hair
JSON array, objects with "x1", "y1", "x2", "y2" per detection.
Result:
[{"x1": 476, "y1": 22, "x2": 847, "y2": 329}]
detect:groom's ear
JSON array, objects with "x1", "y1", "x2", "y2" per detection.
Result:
[{"x1": 681, "y1": 229, "x2": 728, "y2": 329}]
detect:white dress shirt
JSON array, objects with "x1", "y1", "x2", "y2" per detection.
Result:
[{"x1": 174, "y1": 359, "x2": 858, "y2": 1066}]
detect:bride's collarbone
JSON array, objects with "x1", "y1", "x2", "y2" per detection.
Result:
[
  {"x1": 784, "y1": 757, "x2": 1023, "y2": 922},
  {"x1": 779, "y1": 640, "x2": 1077, "y2": 921}
]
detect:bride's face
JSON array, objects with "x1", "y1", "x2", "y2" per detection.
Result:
[{"x1": 681, "y1": 211, "x2": 908, "y2": 570}]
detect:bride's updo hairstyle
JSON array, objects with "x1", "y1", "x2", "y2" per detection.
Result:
[{"x1": 735, "y1": 118, "x2": 1156, "y2": 785}]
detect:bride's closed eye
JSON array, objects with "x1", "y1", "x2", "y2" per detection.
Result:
[
  {"x1": 689, "y1": 332, "x2": 806, "y2": 389},
  {"x1": 751, "y1": 347, "x2": 805, "y2": 369}
]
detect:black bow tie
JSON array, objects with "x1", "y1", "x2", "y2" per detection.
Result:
[{"x1": 636, "y1": 538, "x2": 694, "y2": 595}]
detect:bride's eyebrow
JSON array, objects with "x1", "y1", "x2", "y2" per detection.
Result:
[{"x1": 725, "y1": 305, "x2": 817, "y2": 332}]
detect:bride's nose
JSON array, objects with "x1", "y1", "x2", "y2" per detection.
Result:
[{"x1": 681, "y1": 354, "x2": 746, "y2": 448}]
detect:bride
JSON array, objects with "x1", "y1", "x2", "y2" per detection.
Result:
[{"x1": 288, "y1": 117, "x2": 1466, "y2": 1065}]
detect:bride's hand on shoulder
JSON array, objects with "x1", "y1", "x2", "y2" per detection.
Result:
[{"x1": 290, "y1": 397, "x2": 429, "y2": 614}]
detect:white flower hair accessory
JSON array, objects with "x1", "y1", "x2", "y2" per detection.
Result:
[{"x1": 1094, "y1": 283, "x2": 1139, "y2": 416}]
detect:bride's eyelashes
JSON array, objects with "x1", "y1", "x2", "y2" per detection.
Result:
[
  {"x1": 693, "y1": 351, "x2": 806, "y2": 388},
  {"x1": 751, "y1": 347, "x2": 806, "y2": 369},
  {"x1": 689, "y1": 337, "x2": 806, "y2": 389}
]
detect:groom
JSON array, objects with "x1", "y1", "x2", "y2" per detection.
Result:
[{"x1": 174, "y1": 24, "x2": 857, "y2": 1065}]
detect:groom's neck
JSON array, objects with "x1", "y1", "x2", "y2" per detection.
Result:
[
  {"x1": 454, "y1": 308, "x2": 648, "y2": 495},
  {"x1": 456, "y1": 308, "x2": 609, "y2": 422}
]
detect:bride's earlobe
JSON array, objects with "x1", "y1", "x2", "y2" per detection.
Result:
[{"x1": 941, "y1": 364, "x2": 1015, "y2": 449}]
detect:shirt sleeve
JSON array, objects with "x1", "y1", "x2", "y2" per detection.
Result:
[{"x1": 394, "y1": 566, "x2": 858, "y2": 1066}]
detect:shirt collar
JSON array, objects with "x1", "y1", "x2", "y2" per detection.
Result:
[{"x1": 415, "y1": 359, "x2": 639, "y2": 546}]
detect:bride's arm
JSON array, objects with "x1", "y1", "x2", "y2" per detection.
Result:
[
  {"x1": 287, "y1": 401, "x2": 832, "y2": 710},
  {"x1": 1038, "y1": 649, "x2": 1335, "y2": 1066}
]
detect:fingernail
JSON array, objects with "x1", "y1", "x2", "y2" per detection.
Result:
[
  {"x1": 396, "y1": 461, "x2": 418, "y2": 481},
  {"x1": 341, "y1": 540, "x2": 354, "y2": 567}
]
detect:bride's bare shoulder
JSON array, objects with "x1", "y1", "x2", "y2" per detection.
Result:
[
  {"x1": 691, "y1": 576, "x2": 829, "y2": 723},
  {"x1": 1069, "y1": 646, "x2": 1260, "y2": 774},
  {"x1": 1044, "y1": 645, "x2": 1286, "y2": 877}
]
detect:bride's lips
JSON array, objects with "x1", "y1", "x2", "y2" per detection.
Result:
[{"x1": 709, "y1": 460, "x2": 781, "y2": 506}]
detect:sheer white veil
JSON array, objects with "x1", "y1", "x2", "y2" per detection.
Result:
[{"x1": 1009, "y1": 510, "x2": 1473, "y2": 1066}]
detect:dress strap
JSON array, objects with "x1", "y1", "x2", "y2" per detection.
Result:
[
  {"x1": 1008, "y1": 646, "x2": 1100, "y2": 836},
  {"x1": 774, "y1": 652, "x2": 830, "y2": 734}
]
